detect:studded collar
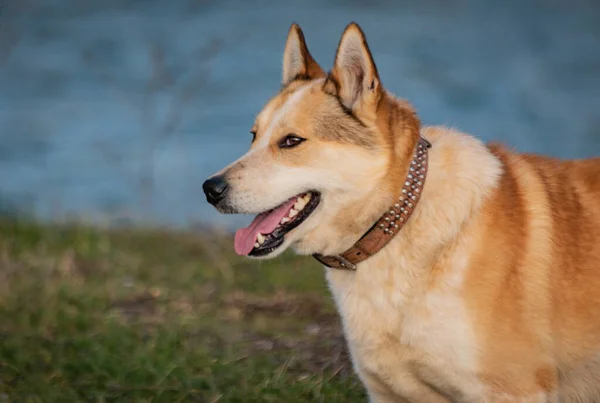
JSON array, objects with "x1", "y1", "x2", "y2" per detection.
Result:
[{"x1": 312, "y1": 136, "x2": 431, "y2": 270}]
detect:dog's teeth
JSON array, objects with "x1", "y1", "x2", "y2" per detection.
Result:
[
  {"x1": 294, "y1": 197, "x2": 307, "y2": 211},
  {"x1": 254, "y1": 242, "x2": 260, "y2": 248},
  {"x1": 281, "y1": 217, "x2": 291, "y2": 224},
  {"x1": 289, "y1": 208, "x2": 299, "y2": 218},
  {"x1": 257, "y1": 233, "x2": 265, "y2": 244},
  {"x1": 303, "y1": 193, "x2": 311, "y2": 203}
]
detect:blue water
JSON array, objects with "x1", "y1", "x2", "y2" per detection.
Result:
[{"x1": 1, "y1": 0, "x2": 599, "y2": 230}]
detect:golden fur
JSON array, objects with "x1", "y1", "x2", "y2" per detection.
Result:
[{"x1": 205, "y1": 23, "x2": 600, "y2": 402}]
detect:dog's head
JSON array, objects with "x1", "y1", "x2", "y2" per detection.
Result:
[{"x1": 203, "y1": 23, "x2": 421, "y2": 259}]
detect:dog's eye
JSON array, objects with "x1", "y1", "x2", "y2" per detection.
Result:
[
  {"x1": 279, "y1": 134, "x2": 305, "y2": 149},
  {"x1": 250, "y1": 130, "x2": 257, "y2": 143}
]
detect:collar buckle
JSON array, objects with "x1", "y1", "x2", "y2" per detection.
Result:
[
  {"x1": 331, "y1": 255, "x2": 357, "y2": 270},
  {"x1": 313, "y1": 253, "x2": 357, "y2": 270}
]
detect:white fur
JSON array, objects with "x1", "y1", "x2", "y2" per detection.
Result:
[{"x1": 326, "y1": 127, "x2": 503, "y2": 401}]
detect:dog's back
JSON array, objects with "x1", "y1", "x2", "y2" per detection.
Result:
[{"x1": 464, "y1": 144, "x2": 600, "y2": 400}]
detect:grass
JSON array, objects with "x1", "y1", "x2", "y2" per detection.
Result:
[{"x1": 0, "y1": 218, "x2": 366, "y2": 402}]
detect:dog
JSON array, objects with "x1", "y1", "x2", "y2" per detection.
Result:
[{"x1": 202, "y1": 22, "x2": 600, "y2": 402}]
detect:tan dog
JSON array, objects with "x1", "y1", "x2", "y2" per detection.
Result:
[{"x1": 202, "y1": 22, "x2": 600, "y2": 402}]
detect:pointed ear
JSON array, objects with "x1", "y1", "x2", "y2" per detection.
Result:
[
  {"x1": 282, "y1": 23, "x2": 324, "y2": 86},
  {"x1": 330, "y1": 23, "x2": 381, "y2": 111}
]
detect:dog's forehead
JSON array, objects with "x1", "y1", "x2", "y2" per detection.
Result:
[
  {"x1": 251, "y1": 78, "x2": 375, "y2": 149},
  {"x1": 255, "y1": 80, "x2": 325, "y2": 130}
]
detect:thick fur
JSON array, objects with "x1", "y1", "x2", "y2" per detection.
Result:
[{"x1": 205, "y1": 23, "x2": 600, "y2": 402}]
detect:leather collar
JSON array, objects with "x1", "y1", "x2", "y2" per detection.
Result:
[{"x1": 312, "y1": 136, "x2": 431, "y2": 270}]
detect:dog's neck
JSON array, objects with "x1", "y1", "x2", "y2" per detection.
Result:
[
  {"x1": 324, "y1": 126, "x2": 503, "y2": 284},
  {"x1": 313, "y1": 136, "x2": 432, "y2": 270}
]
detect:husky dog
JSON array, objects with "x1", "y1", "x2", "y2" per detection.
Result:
[{"x1": 203, "y1": 22, "x2": 600, "y2": 403}]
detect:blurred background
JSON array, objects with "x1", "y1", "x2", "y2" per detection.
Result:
[
  {"x1": 0, "y1": 0, "x2": 599, "y2": 401},
  {"x1": 2, "y1": 0, "x2": 599, "y2": 230}
]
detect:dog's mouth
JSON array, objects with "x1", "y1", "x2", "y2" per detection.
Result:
[{"x1": 233, "y1": 191, "x2": 321, "y2": 257}]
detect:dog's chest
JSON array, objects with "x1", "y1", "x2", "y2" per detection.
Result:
[{"x1": 326, "y1": 265, "x2": 485, "y2": 401}]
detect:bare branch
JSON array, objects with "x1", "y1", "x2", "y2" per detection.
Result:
[
  {"x1": 83, "y1": 23, "x2": 243, "y2": 221},
  {"x1": 0, "y1": 0, "x2": 35, "y2": 65}
]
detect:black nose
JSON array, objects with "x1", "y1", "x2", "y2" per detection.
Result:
[{"x1": 202, "y1": 175, "x2": 229, "y2": 205}]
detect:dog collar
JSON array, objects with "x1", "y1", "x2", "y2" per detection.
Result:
[{"x1": 312, "y1": 136, "x2": 431, "y2": 270}]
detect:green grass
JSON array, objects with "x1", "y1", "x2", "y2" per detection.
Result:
[{"x1": 0, "y1": 218, "x2": 365, "y2": 402}]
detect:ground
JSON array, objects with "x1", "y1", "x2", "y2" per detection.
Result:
[{"x1": 0, "y1": 218, "x2": 365, "y2": 402}]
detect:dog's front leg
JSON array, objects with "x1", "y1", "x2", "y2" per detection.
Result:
[
  {"x1": 356, "y1": 361, "x2": 452, "y2": 403},
  {"x1": 367, "y1": 390, "x2": 409, "y2": 403},
  {"x1": 362, "y1": 373, "x2": 452, "y2": 403},
  {"x1": 357, "y1": 368, "x2": 405, "y2": 403},
  {"x1": 360, "y1": 369, "x2": 449, "y2": 403}
]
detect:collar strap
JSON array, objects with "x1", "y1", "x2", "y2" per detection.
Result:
[{"x1": 312, "y1": 136, "x2": 431, "y2": 270}]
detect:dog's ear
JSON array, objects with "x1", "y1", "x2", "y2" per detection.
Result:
[
  {"x1": 282, "y1": 23, "x2": 324, "y2": 86},
  {"x1": 329, "y1": 23, "x2": 382, "y2": 112}
]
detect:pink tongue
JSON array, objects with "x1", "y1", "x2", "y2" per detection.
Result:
[{"x1": 234, "y1": 198, "x2": 297, "y2": 256}]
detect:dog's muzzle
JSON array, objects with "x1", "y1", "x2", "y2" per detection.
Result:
[{"x1": 202, "y1": 175, "x2": 229, "y2": 206}]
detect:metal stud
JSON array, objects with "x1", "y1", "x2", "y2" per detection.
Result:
[{"x1": 370, "y1": 148, "x2": 427, "y2": 239}]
